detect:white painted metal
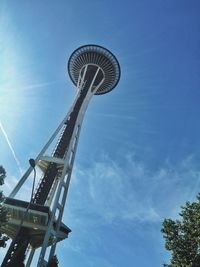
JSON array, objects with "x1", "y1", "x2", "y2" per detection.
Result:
[
  {"x1": 9, "y1": 87, "x2": 82, "y2": 199},
  {"x1": 26, "y1": 248, "x2": 35, "y2": 267}
]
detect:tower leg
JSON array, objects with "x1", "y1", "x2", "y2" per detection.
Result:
[{"x1": 26, "y1": 248, "x2": 35, "y2": 267}]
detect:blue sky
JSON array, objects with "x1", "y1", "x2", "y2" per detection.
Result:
[{"x1": 0, "y1": 1, "x2": 200, "y2": 266}]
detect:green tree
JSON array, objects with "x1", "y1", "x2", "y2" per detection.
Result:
[
  {"x1": 0, "y1": 165, "x2": 8, "y2": 247},
  {"x1": 0, "y1": 165, "x2": 6, "y2": 186},
  {"x1": 0, "y1": 165, "x2": 7, "y2": 223},
  {"x1": 161, "y1": 193, "x2": 200, "y2": 267}
]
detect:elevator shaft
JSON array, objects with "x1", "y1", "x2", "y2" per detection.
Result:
[{"x1": 33, "y1": 78, "x2": 90, "y2": 205}]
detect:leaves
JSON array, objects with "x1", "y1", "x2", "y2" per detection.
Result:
[
  {"x1": 0, "y1": 165, "x2": 8, "y2": 246},
  {"x1": 0, "y1": 165, "x2": 6, "y2": 186},
  {"x1": 0, "y1": 165, "x2": 7, "y2": 224},
  {"x1": 162, "y1": 195, "x2": 200, "y2": 266}
]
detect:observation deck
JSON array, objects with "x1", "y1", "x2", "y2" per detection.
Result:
[
  {"x1": 68, "y1": 44, "x2": 121, "y2": 95},
  {"x1": 1, "y1": 198, "x2": 71, "y2": 248}
]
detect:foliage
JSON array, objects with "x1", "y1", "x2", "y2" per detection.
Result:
[
  {"x1": 0, "y1": 165, "x2": 6, "y2": 186},
  {"x1": 0, "y1": 165, "x2": 8, "y2": 246},
  {"x1": 162, "y1": 193, "x2": 200, "y2": 267},
  {"x1": 0, "y1": 165, "x2": 7, "y2": 224}
]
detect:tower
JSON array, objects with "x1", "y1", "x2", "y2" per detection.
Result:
[{"x1": 1, "y1": 45, "x2": 120, "y2": 267}]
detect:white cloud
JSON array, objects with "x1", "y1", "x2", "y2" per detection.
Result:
[
  {"x1": 67, "y1": 153, "x2": 200, "y2": 226},
  {"x1": 86, "y1": 159, "x2": 159, "y2": 223}
]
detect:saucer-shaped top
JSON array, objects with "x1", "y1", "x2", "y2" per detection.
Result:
[{"x1": 68, "y1": 44, "x2": 121, "y2": 95}]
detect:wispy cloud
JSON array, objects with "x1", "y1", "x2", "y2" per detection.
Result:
[
  {"x1": 60, "y1": 153, "x2": 200, "y2": 266},
  {"x1": 66, "y1": 153, "x2": 200, "y2": 228},
  {"x1": 94, "y1": 112, "x2": 137, "y2": 121},
  {"x1": 18, "y1": 80, "x2": 63, "y2": 91},
  {"x1": 82, "y1": 156, "x2": 161, "y2": 223},
  {"x1": 0, "y1": 121, "x2": 23, "y2": 176}
]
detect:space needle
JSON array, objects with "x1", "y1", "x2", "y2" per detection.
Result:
[{"x1": 1, "y1": 45, "x2": 120, "y2": 267}]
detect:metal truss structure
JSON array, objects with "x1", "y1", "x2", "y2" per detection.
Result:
[{"x1": 0, "y1": 45, "x2": 120, "y2": 267}]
